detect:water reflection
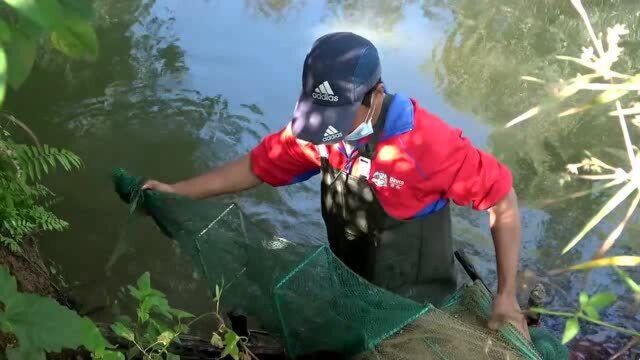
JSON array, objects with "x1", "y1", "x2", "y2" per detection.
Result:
[
  {"x1": 4, "y1": 0, "x2": 639, "y2": 353},
  {"x1": 427, "y1": 0, "x2": 640, "y2": 352}
]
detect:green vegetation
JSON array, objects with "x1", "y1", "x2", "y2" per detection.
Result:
[
  {"x1": 0, "y1": 0, "x2": 97, "y2": 252},
  {"x1": 0, "y1": 265, "x2": 114, "y2": 359},
  {"x1": 0, "y1": 123, "x2": 81, "y2": 252},
  {"x1": 505, "y1": 0, "x2": 640, "y2": 348},
  {"x1": 110, "y1": 273, "x2": 255, "y2": 360},
  {"x1": 0, "y1": 0, "x2": 98, "y2": 107}
]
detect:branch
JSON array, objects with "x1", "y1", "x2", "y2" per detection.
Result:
[
  {"x1": 530, "y1": 307, "x2": 640, "y2": 337},
  {"x1": 570, "y1": 0, "x2": 605, "y2": 57},
  {"x1": 616, "y1": 101, "x2": 637, "y2": 172}
]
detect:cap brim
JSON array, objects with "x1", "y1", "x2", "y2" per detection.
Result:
[{"x1": 291, "y1": 93, "x2": 360, "y2": 145}]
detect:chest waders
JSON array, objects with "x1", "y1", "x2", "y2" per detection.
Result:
[{"x1": 319, "y1": 94, "x2": 457, "y2": 304}]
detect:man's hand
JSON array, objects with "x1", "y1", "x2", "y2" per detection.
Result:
[
  {"x1": 489, "y1": 293, "x2": 530, "y2": 340},
  {"x1": 142, "y1": 180, "x2": 177, "y2": 194}
]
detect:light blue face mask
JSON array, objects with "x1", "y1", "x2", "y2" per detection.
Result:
[{"x1": 344, "y1": 93, "x2": 382, "y2": 142}]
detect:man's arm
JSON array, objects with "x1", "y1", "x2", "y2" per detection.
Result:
[
  {"x1": 487, "y1": 188, "x2": 530, "y2": 340},
  {"x1": 144, "y1": 154, "x2": 262, "y2": 199}
]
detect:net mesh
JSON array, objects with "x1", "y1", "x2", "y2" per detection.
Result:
[{"x1": 112, "y1": 169, "x2": 567, "y2": 360}]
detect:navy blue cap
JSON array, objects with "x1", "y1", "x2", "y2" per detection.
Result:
[{"x1": 291, "y1": 32, "x2": 381, "y2": 144}]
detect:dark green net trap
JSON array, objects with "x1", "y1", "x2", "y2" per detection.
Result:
[{"x1": 113, "y1": 168, "x2": 568, "y2": 360}]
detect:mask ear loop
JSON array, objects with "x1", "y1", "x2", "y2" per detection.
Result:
[{"x1": 366, "y1": 91, "x2": 384, "y2": 128}]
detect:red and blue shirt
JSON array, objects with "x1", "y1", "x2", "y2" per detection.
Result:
[{"x1": 250, "y1": 94, "x2": 513, "y2": 220}]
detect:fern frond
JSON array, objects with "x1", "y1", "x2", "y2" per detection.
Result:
[
  {"x1": 0, "y1": 235, "x2": 22, "y2": 253},
  {"x1": 14, "y1": 144, "x2": 82, "y2": 181}
]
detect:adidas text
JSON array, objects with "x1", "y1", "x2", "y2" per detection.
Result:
[{"x1": 312, "y1": 92, "x2": 339, "y2": 102}]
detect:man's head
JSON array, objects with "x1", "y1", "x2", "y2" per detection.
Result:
[{"x1": 291, "y1": 32, "x2": 384, "y2": 145}]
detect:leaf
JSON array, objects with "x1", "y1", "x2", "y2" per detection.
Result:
[
  {"x1": 6, "y1": 347, "x2": 45, "y2": 360},
  {"x1": 587, "y1": 292, "x2": 617, "y2": 310},
  {"x1": 567, "y1": 256, "x2": 640, "y2": 270},
  {"x1": 0, "y1": 265, "x2": 19, "y2": 305},
  {"x1": 137, "y1": 272, "x2": 151, "y2": 292},
  {"x1": 210, "y1": 333, "x2": 224, "y2": 348},
  {"x1": 2, "y1": 291, "x2": 109, "y2": 352},
  {"x1": 215, "y1": 284, "x2": 221, "y2": 301},
  {"x1": 0, "y1": 46, "x2": 6, "y2": 108},
  {"x1": 111, "y1": 322, "x2": 135, "y2": 342},
  {"x1": 4, "y1": 0, "x2": 65, "y2": 30},
  {"x1": 175, "y1": 323, "x2": 189, "y2": 334},
  {"x1": 221, "y1": 331, "x2": 241, "y2": 360},
  {"x1": 0, "y1": 20, "x2": 11, "y2": 43},
  {"x1": 127, "y1": 285, "x2": 142, "y2": 300},
  {"x1": 579, "y1": 292, "x2": 589, "y2": 307},
  {"x1": 506, "y1": 106, "x2": 540, "y2": 127},
  {"x1": 582, "y1": 305, "x2": 600, "y2": 321},
  {"x1": 562, "y1": 317, "x2": 580, "y2": 344},
  {"x1": 596, "y1": 88, "x2": 628, "y2": 104},
  {"x1": 101, "y1": 350, "x2": 125, "y2": 360},
  {"x1": 140, "y1": 294, "x2": 172, "y2": 319},
  {"x1": 169, "y1": 308, "x2": 195, "y2": 320},
  {"x1": 136, "y1": 307, "x2": 149, "y2": 324},
  {"x1": 50, "y1": 18, "x2": 97, "y2": 60},
  {"x1": 4, "y1": 24, "x2": 38, "y2": 89},
  {"x1": 562, "y1": 181, "x2": 636, "y2": 254},
  {"x1": 166, "y1": 353, "x2": 180, "y2": 360},
  {"x1": 156, "y1": 330, "x2": 175, "y2": 346}
]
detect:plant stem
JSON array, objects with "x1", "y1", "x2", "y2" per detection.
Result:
[
  {"x1": 132, "y1": 339, "x2": 150, "y2": 359},
  {"x1": 185, "y1": 311, "x2": 216, "y2": 328},
  {"x1": 143, "y1": 341, "x2": 161, "y2": 353},
  {"x1": 530, "y1": 307, "x2": 640, "y2": 337},
  {"x1": 570, "y1": 0, "x2": 605, "y2": 57},
  {"x1": 616, "y1": 101, "x2": 637, "y2": 173}
]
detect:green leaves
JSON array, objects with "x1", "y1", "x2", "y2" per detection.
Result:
[
  {"x1": 221, "y1": 330, "x2": 241, "y2": 360},
  {"x1": 4, "y1": 23, "x2": 37, "y2": 90},
  {"x1": 0, "y1": 265, "x2": 110, "y2": 355},
  {"x1": 578, "y1": 291, "x2": 617, "y2": 323},
  {"x1": 562, "y1": 317, "x2": 580, "y2": 344},
  {"x1": 588, "y1": 292, "x2": 617, "y2": 310},
  {"x1": 3, "y1": 0, "x2": 65, "y2": 30},
  {"x1": 51, "y1": 18, "x2": 97, "y2": 60},
  {"x1": 567, "y1": 256, "x2": 640, "y2": 270},
  {"x1": 14, "y1": 143, "x2": 82, "y2": 182},
  {"x1": 211, "y1": 333, "x2": 224, "y2": 348},
  {"x1": 562, "y1": 181, "x2": 636, "y2": 254},
  {"x1": 0, "y1": 0, "x2": 98, "y2": 94},
  {"x1": 169, "y1": 308, "x2": 195, "y2": 320},
  {"x1": 111, "y1": 322, "x2": 135, "y2": 342},
  {"x1": 113, "y1": 271, "x2": 195, "y2": 359}
]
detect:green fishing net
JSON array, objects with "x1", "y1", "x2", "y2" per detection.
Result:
[{"x1": 113, "y1": 168, "x2": 568, "y2": 360}]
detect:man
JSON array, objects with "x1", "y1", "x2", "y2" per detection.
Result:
[{"x1": 144, "y1": 32, "x2": 529, "y2": 338}]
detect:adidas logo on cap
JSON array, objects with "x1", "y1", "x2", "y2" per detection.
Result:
[
  {"x1": 322, "y1": 125, "x2": 343, "y2": 142},
  {"x1": 312, "y1": 81, "x2": 339, "y2": 102}
]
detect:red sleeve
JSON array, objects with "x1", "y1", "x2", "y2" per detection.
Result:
[
  {"x1": 250, "y1": 123, "x2": 321, "y2": 187},
  {"x1": 444, "y1": 131, "x2": 513, "y2": 210}
]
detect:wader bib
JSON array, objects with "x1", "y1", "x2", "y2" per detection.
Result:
[{"x1": 320, "y1": 94, "x2": 457, "y2": 304}]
